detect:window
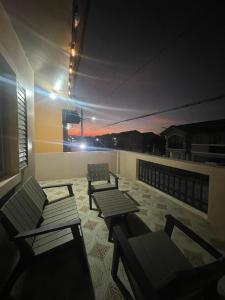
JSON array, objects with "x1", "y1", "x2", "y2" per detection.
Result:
[
  {"x1": 0, "y1": 54, "x2": 28, "y2": 180},
  {"x1": 168, "y1": 135, "x2": 184, "y2": 149},
  {"x1": 17, "y1": 82, "x2": 28, "y2": 169}
]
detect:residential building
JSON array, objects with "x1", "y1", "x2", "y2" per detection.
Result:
[{"x1": 161, "y1": 119, "x2": 225, "y2": 165}]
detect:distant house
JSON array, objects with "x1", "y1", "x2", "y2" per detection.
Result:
[
  {"x1": 97, "y1": 131, "x2": 143, "y2": 152},
  {"x1": 142, "y1": 132, "x2": 165, "y2": 155},
  {"x1": 97, "y1": 130, "x2": 165, "y2": 154},
  {"x1": 117, "y1": 130, "x2": 143, "y2": 152},
  {"x1": 161, "y1": 119, "x2": 225, "y2": 165}
]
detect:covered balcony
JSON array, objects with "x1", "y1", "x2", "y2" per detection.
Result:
[{"x1": 1, "y1": 0, "x2": 225, "y2": 299}]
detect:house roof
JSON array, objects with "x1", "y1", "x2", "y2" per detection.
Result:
[{"x1": 161, "y1": 118, "x2": 225, "y2": 136}]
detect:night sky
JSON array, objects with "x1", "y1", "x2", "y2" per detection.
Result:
[{"x1": 72, "y1": 0, "x2": 225, "y2": 136}]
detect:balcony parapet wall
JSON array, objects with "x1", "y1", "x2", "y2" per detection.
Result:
[
  {"x1": 35, "y1": 150, "x2": 225, "y2": 234},
  {"x1": 118, "y1": 150, "x2": 225, "y2": 235}
]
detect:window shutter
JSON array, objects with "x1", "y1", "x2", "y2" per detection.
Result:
[{"x1": 17, "y1": 82, "x2": 28, "y2": 169}]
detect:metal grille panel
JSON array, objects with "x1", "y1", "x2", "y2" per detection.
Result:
[{"x1": 138, "y1": 159, "x2": 209, "y2": 213}]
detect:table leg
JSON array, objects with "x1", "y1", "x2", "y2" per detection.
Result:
[
  {"x1": 124, "y1": 215, "x2": 131, "y2": 236},
  {"x1": 108, "y1": 217, "x2": 115, "y2": 242}
]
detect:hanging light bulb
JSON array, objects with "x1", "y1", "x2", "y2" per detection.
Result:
[
  {"x1": 74, "y1": 13, "x2": 80, "y2": 28},
  {"x1": 71, "y1": 47, "x2": 76, "y2": 57},
  {"x1": 69, "y1": 66, "x2": 73, "y2": 74}
]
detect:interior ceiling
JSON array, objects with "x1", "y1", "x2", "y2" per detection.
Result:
[
  {"x1": 2, "y1": 0, "x2": 225, "y2": 136},
  {"x1": 2, "y1": 0, "x2": 72, "y2": 99},
  {"x1": 73, "y1": 0, "x2": 225, "y2": 135}
]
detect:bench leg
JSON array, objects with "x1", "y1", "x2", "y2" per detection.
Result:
[{"x1": 89, "y1": 194, "x2": 92, "y2": 210}]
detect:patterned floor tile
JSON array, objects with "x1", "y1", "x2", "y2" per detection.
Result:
[
  {"x1": 83, "y1": 220, "x2": 98, "y2": 231},
  {"x1": 42, "y1": 176, "x2": 225, "y2": 300},
  {"x1": 89, "y1": 242, "x2": 110, "y2": 260},
  {"x1": 105, "y1": 284, "x2": 124, "y2": 300}
]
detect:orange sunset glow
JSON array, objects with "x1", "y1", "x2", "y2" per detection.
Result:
[{"x1": 68, "y1": 128, "x2": 115, "y2": 136}]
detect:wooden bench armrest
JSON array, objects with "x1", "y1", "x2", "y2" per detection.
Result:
[
  {"x1": 86, "y1": 175, "x2": 92, "y2": 183},
  {"x1": 41, "y1": 183, "x2": 73, "y2": 189},
  {"x1": 109, "y1": 171, "x2": 119, "y2": 180},
  {"x1": 164, "y1": 214, "x2": 222, "y2": 259},
  {"x1": 13, "y1": 219, "x2": 81, "y2": 240},
  {"x1": 41, "y1": 183, "x2": 74, "y2": 197},
  {"x1": 109, "y1": 171, "x2": 119, "y2": 188}
]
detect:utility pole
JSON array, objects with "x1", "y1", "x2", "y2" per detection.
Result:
[{"x1": 81, "y1": 107, "x2": 84, "y2": 137}]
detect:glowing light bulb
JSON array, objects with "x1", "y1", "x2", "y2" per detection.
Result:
[
  {"x1": 74, "y1": 14, "x2": 80, "y2": 28},
  {"x1": 49, "y1": 92, "x2": 56, "y2": 99},
  {"x1": 71, "y1": 48, "x2": 76, "y2": 57},
  {"x1": 80, "y1": 143, "x2": 86, "y2": 150}
]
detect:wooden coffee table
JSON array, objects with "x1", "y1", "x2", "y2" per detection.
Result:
[{"x1": 92, "y1": 189, "x2": 139, "y2": 242}]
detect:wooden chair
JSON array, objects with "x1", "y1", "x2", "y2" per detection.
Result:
[
  {"x1": 87, "y1": 163, "x2": 119, "y2": 209},
  {"x1": 0, "y1": 180, "x2": 81, "y2": 298},
  {"x1": 112, "y1": 214, "x2": 225, "y2": 300}
]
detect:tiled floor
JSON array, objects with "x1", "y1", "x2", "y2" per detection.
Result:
[{"x1": 41, "y1": 176, "x2": 225, "y2": 300}]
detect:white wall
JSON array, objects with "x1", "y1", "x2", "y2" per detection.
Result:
[
  {"x1": 35, "y1": 151, "x2": 117, "y2": 180},
  {"x1": 0, "y1": 2, "x2": 35, "y2": 197}
]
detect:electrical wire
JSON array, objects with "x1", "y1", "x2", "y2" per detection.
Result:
[{"x1": 102, "y1": 94, "x2": 225, "y2": 127}]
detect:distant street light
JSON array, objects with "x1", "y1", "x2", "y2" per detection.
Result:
[
  {"x1": 79, "y1": 143, "x2": 86, "y2": 150},
  {"x1": 92, "y1": 116, "x2": 96, "y2": 121}
]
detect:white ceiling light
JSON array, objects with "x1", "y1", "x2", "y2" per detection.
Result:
[
  {"x1": 49, "y1": 92, "x2": 56, "y2": 99},
  {"x1": 54, "y1": 81, "x2": 62, "y2": 92}
]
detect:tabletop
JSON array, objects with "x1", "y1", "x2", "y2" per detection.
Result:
[{"x1": 93, "y1": 189, "x2": 139, "y2": 218}]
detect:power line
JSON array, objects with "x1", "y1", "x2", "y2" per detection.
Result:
[{"x1": 103, "y1": 94, "x2": 225, "y2": 127}]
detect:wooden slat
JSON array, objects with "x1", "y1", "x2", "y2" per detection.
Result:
[
  {"x1": 41, "y1": 212, "x2": 79, "y2": 226},
  {"x1": 93, "y1": 190, "x2": 139, "y2": 218},
  {"x1": 43, "y1": 203, "x2": 76, "y2": 217},
  {"x1": 23, "y1": 177, "x2": 46, "y2": 211},
  {"x1": 33, "y1": 230, "x2": 74, "y2": 255},
  {"x1": 34, "y1": 228, "x2": 71, "y2": 244}
]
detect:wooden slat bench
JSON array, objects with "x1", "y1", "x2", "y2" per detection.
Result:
[{"x1": 0, "y1": 177, "x2": 83, "y2": 297}]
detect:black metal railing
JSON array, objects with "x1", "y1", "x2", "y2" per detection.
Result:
[{"x1": 138, "y1": 160, "x2": 209, "y2": 213}]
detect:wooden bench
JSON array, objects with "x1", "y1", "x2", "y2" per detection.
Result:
[{"x1": 0, "y1": 177, "x2": 83, "y2": 297}]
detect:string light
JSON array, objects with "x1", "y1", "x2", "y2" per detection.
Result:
[
  {"x1": 71, "y1": 47, "x2": 76, "y2": 57},
  {"x1": 74, "y1": 13, "x2": 80, "y2": 28}
]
